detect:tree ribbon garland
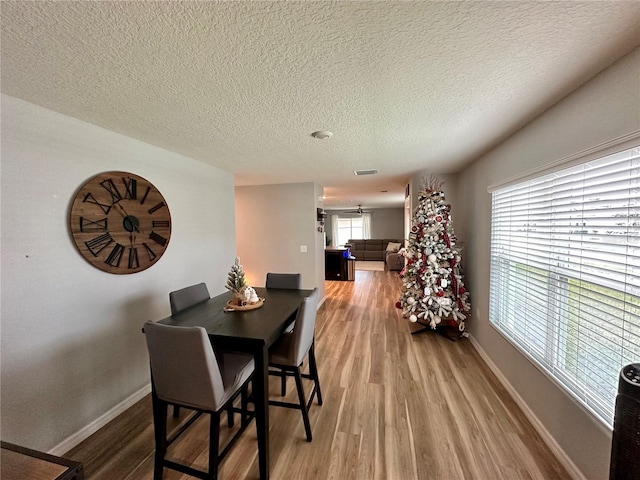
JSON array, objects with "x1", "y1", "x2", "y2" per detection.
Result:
[
  {"x1": 441, "y1": 231, "x2": 460, "y2": 302},
  {"x1": 443, "y1": 232, "x2": 451, "y2": 249}
]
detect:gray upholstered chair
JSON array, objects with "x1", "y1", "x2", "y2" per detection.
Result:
[
  {"x1": 144, "y1": 321, "x2": 255, "y2": 480},
  {"x1": 268, "y1": 288, "x2": 322, "y2": 442},
  {"x1": 265, "y1": 273, "x2": 301, "y2": 290},
  {"x1": 168, "y1": 282, "x2": 211, "y2": 418},
  {"x1": 265, "y1": 272, "x2": 302, "y2": 398},
  {"x1": 266, "y1": 273, "x2": 301, "y2": 335},
  {"x1": 169, "y1": 282, "x2": 210, "y2": 315}
]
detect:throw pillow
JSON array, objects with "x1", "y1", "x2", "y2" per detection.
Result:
[{"x1": 386, "y1": 242, "x2": 401, "y2": 252}]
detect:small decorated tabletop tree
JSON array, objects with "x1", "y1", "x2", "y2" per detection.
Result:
[
  {"x1": 225, "y1": 257, "x2": 260, "y2": 306},
  {"x1": 397, "y1": 176, "x2": 471, "y2": 337},
  {"x1": 226, "y1": 257, "x2": 247, "y2": 295}
]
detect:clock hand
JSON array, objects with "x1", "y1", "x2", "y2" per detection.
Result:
[
  {"x1": 114, "y1": 202, "x2": 129, "y2": 217},
  {"x1": 115, "y1": 202, "x2": 145, "y2": 234}
]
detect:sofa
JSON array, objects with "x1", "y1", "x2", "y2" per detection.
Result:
[{"x1": 346, "y1": 239, "x2": 404, "y2": 271}]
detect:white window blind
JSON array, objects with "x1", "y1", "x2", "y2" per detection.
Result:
[
  {"x1": 337, "y1": 215, "x2": 369, "y2": 246},
  {"x1": 489, "y1": 146, "x2": 640, "y2": 425}
]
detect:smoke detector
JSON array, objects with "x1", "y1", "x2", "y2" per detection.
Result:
[{"x1": 311, "y1": 131, "x2": 333, "y2": 139}]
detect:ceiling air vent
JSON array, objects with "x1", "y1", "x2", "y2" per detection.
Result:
[{"x1": 353, "y1": 169, "x2": 378, "y2": 176}]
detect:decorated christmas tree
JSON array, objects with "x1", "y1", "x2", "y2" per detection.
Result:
[
  {"x1": 225, "y1": 257, "x2": 247, "y2": 295},
  {"x1": 397, "y1": 176, "x2": 471, "y2": 337}
]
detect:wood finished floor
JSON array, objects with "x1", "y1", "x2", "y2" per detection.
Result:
[{"x1": 66, "y1": 269, "x2": 571, "y2": 479}]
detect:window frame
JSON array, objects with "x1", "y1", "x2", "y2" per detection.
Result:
[{"x1": 487, "y1": 137, "x2": 640, "y2": 427}]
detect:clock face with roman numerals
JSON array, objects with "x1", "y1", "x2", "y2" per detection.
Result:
[{"x1": 69, "y1": 172, "x2": 172, "y2": 274}]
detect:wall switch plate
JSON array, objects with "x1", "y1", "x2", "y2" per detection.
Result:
[{"x1": 300, "y1": 245, "x2": 307, "y2": 253}]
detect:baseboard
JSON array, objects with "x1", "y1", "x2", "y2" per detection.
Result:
[
  {"x1": 318, "y1": 294, "x2": 326, "y2": 310},
  {"x1": 49, "y1": 383, "x2": 152, "y2": 456},
  {"x1": 468, "y1": 336, "x2": 587, "y2": 480}
]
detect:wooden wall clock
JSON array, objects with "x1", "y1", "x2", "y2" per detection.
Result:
[{"x1": 69, "y1": 171, "x2": 172, "y2": 274}]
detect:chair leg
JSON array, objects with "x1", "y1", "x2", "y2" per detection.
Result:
[
  {"x1": 241, "y1": 383, "x2": 249, "y2": 428},
  {"x1": 309, "y1": 343, "x2": 323, "y2": 405},
  {"x1": 209, "y1": 412, "x2": 220, "y2": 480},
  {"x1": 293, "y1": 368, "x2": 313, "y2": 442},
  {"x1": 280, "y1": 369, "x2": 287, "y2": 396},
  {"x1": 173, "y1": 405, "x2": 180, "y2": 418},
  {"x1": 151, "y1": 395, "x2": 168, "y2": 480},
  {"x1": 227, "y1": 404, "x2": 234, "y2": 428}
]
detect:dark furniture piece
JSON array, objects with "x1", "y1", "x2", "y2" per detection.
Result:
[
  {"x1": 610, "y1": 363, "x2": 640, "y2": 480},
  {"x1": 268, "y1": 288, "x2": 322, "y2": 442},
  {"x1": 325, "y1": 247, "x2": 354, "y2": 281},
  {"x1": 156, "y1": 287, "x2": 313, "y2": 480},
  {"x1": 0, "y1": 441, "x2": 84, "y2": 480},
  {"x1": 144, "y1": 321, "x2": 255, "y2": 480}
]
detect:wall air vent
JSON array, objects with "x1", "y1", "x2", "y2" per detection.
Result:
[{"x1": 353, "y1": 169, "x2": 378, "y2": 176}]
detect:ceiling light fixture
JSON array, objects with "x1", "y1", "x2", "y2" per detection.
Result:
[{"x1": 311, "y1": 131, "x2": 333, "y2": 139}]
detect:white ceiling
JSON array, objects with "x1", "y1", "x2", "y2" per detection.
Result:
[{"x1": 2, "y1": 1, "x2": 639, "y2": 209}]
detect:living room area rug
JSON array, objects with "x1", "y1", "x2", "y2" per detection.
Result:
[{"x1": 355, "y1": 261, "x2": 385, "y2": 271}]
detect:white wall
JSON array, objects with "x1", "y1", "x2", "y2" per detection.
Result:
[
  {"x1": 370, "y1": 208, "x2": 404, "y2": 239},
  {"x1": 325, "y1": 208, "x2": 404, "y2": 243},
  {"x1": 0, "y1": 95, "x2": 237, "y2": 453},
  {"x1": 235, "y1": 183, "x2": 325, "y2": 301},
  {"x1": 458, "y1": 47, "x2": 640, "y2": 480}
]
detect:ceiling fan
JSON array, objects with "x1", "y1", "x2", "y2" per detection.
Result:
[{"x1": 345, "y1": 204, "x2": 375, "y2": 215}]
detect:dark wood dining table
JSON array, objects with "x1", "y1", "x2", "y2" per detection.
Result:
[{"x1": 156, "y1": 286, "x2": 313, "y2": 480}]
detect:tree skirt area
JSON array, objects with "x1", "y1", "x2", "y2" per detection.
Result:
[{"x1": 355, "y1": 261, "x2": 385, "y2": 271}]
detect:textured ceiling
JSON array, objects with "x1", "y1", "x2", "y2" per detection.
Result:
[{"x1": 2, "y1": 1, "x2": 639, "y2": 209}]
